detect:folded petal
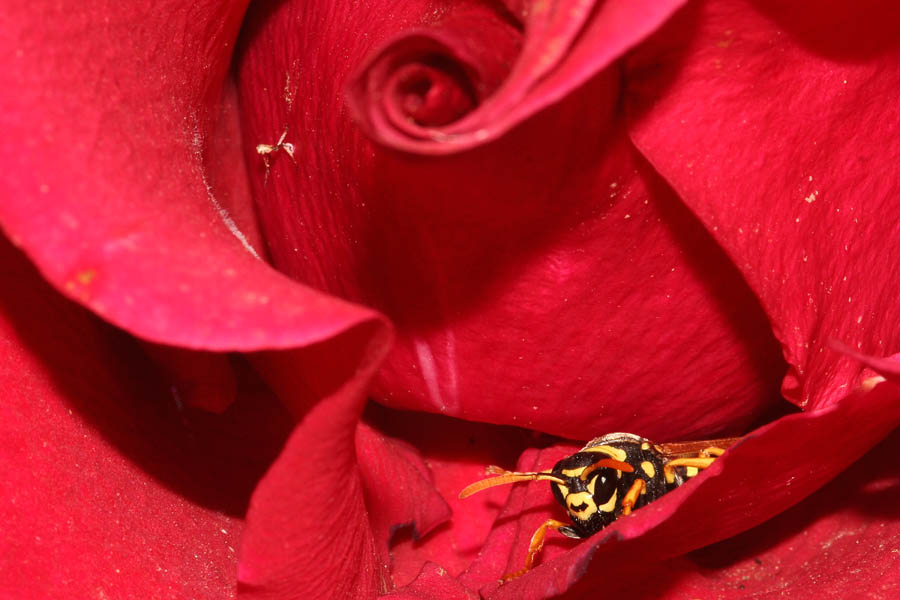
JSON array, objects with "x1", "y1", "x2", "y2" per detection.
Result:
[
  {"x1": 0, "y1": 236, "x2": 273, "y2": 597},
  {"x1": 237, "y1": 321, "x2": 391, "y2": 599},
  {"x1": 380, "y1": 562, "x2": 478, "y2": 600},
  {"x1": 3, "y1": 6, "x2": 397, "y2": 600},
  {"x1": 0, "y1": 0, "x2": 381, "y2": 354},
  {"x1": 627, "y1": 0, "x2": 900, "y2": 409},
  {"x1": 364, "y1": 408, "x2": 543, "y2": 587},
  {"x1": 348, "y1": 0, "x2": 688, "y2": 153},
  {"x1": 356, "y1": 420, "x2": 452, "y2": 580}
]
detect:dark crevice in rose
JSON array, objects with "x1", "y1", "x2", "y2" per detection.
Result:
[
  {"x1": 348, "y1": 3, "x2": 523, "y2": 143},
  {"x1": 386, "y1": 55, "x2": 479, "y2": 127},
  {"x1": 483, "y1": 0, "x2": 525, "y2": 32},
  {"x1": 632, "y1": 152, "x2": 788, "y2": 430}
]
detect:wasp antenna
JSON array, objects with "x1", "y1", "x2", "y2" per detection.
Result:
[{"x1": 459, "y1": 472, "x2": 565, "y2": 499}]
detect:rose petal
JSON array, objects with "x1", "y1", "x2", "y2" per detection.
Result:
[
  {"x1": 380, "y1": 562, "x2": 478, "y2": 600},
  {"x1": 0, "y1": 0, "x2": 384, "y2": 355},
  {"x1": 356, "y1": 420, "x2": 452, "y2": 580},
  {"x1": 830, "y1": 341, "x2": 900, "y2": 385},
  {"x1": 346, "y1": 1, "x2": 521, "y2": 149},
  {"x1": 3, "y1": 6, "x2": 400, "y2": 600},
  {"x1": 365, "y1": 407, "x2": 545, "y2": 587},
  {"x1": 459, "y1": 446, "x2": 567, "y2": 590},
  {"x1": 627, "y1": 0, "x2": 900, "y2": 409},
  {"x1": 239, "y1": 0, "x2": 784, "y2": 438},
  {"x1": 0, "y1": 236, "x2": 281, "y2": 597},
  {"x1": 587, "y1": 423, "x2": 900, "y2": 598},
  {"x1": 449, "y1": 375, "x2": 900, "y2": 597},
  {"x1": 237, "y1": 322, "x2": 391, "y2": 599},
  {"x1": 348, "y1": 0, "x2": 688, "y2": 153}
]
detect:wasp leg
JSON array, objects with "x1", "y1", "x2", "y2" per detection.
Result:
[
  {"x1": 620, "y1": 478, "x2": 646, "y2": 516},
  {"x1": 500, "y1": 519, "x2": 571, "y2": 583},
  {"x1": 663, "y1": 457, "x2": 717, "y2": 481},
  {"x1": 699, "y1": 447, "x2": 727, "y2": 458}
]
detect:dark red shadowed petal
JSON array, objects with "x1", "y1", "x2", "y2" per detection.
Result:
[
  {"x1": 381, "y1": 563, "x2": 478, "y2": 600},
  {"x1": 356, "y1": 421, "x2": 452, "y2": 580},
  {"x1": 348, "y1": 0, "x2": 688, "y2": 153},
  {"x1": 0, "y1": 236, "x2": 291, "y2": 598},
  {"x1": 142, "y1": 343, "x2": 238, "y2": 413},
  {"x1": 449, "y1": 373, "x2": 900, "y2": 598},
  {"x1": 627, "y1": 0, "x2": 900, "y2": 410}
]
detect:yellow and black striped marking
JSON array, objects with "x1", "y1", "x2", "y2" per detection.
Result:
[{"x1": 459, "y1": 432, "x2": 739, "y2": 581}]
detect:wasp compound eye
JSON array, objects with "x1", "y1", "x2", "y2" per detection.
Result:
[{"x1": 586, "y1": 469, "x2": 617, "y2": 504}]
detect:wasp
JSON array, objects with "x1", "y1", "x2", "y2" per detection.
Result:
[{"x1": 459, "y1": 432, "x2": 739, "y2": 581}]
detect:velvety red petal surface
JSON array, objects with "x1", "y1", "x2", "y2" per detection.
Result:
[
  {"x1": 627, "y1": 0, "x2": 900, "y2": 410},
  {"x1": 237, "y1": 0, "x2": 785, "y2": 441},
  {"x1": 237, "y1": 327, "x2": 389, "y2": 599},
  {"x1": 0, "y1": 237, "x2": 292, "y2": 598},
  {"x1": 382, "y1": 562, "x2": 478, "y2": 600},
  {"x1": 0, "y1": 0, "x2": 384, "y2": 354},
  {"x1": 9, "y1": 0, "x2": 900, "y2": 598}
]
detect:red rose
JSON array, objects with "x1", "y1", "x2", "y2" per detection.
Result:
[{"x1": 2, "y1": 0, "x2": 900, "y2": 599}]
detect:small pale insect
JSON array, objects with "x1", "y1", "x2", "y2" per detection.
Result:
[
  {"x1": 459, "y1": 432, "x2": 738, "y2": 581},
  {"x1": 256, "y1": 128, "x2": 297, "y2": 183}
]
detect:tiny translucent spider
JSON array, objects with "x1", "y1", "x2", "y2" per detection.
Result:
[{"x1": 256, "y1": 128, "x2": 296, "y2": 183}]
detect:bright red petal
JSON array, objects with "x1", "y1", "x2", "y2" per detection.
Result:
[
  {"x1": 627, "y1": 0, "x2": 900, "y2": 409},
  {"x1": 0, "y1": 0, "x2": 385, "y2": 354},
  {"x1": 2, "y1": 4, "x2": 396, "y2": 599},
  {"x1": 364, "y1": 408, "x2": 544, "y2": 587}
]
